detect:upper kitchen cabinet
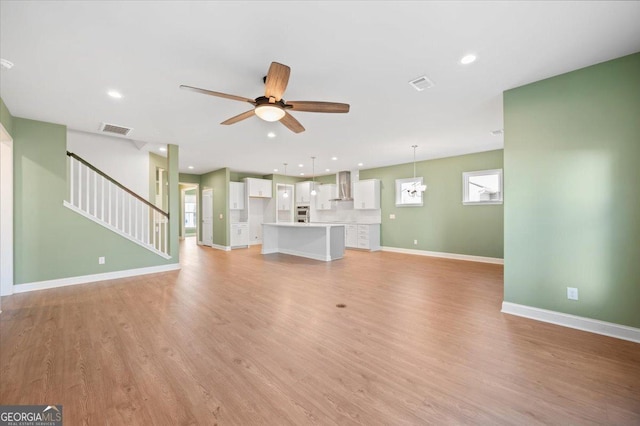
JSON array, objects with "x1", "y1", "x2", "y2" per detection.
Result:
[
  {"x1": 316, "y1": 184, "x2": 336, "y2": 210},
  {"x1": 245, "y1": 177, "x2": 272, "y2": 198},
  {"x1": 295, "y1": 181, "x2": 312, "y2": 205},
  {"x1": 229, "y1": 182, "x2": 245, "y2": 210},
  {"x1": 353, "y1": 179, "x2": 380, "y2": 210}
]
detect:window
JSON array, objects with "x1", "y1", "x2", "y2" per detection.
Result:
[
  {"x1": 463, "y1": 169, "x2": 503, "y2": 205},
  {"x1": 395, "y1": 177, "x2": 426, "y2": 207}
]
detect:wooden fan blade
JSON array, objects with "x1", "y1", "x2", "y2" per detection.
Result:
[
  {"x1": 280, "y1": 112, "x2": 305, "y2": 133},
  {"x1": 264, "y1": 62, "x2": 291, "y2": 101},
  {"x1": 221, "y1": 109, "x2": 255, "y2": 125},
  {"x1": 287, "y1": 101, "x2": 350, "y2": 113},
  {"x1": 180, "y1": 85, "x2": 255, "y2": 104}
]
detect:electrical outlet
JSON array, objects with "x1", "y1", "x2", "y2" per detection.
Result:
[
  {"x1": 413, "y1": 239, "x2": 418, "y2": 245},
  {"x1": 389, "y1": 214, "x2": 396, "y2": 219},
  {"x1": 98, "y1": 256, "x2": 105, "y2": 265},
  {"x1": 567, "y1": 287, "x2": 579, "y2": 301}
]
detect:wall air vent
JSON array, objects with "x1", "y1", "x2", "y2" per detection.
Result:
[
  {"x1": 408, "y1": 75, "x2": 434, "y2": 91},
  {"x1": 490, "y1": 129, "x2": 504, "y2": 136},
  {"x1": 99, "y1": 122, "x2": 133, "y2": 136}
]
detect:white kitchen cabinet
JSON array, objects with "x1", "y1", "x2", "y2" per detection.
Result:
[
  {"x1": 345, "y1": 224, "x2": 358, "y2": 248},
  {"x1": 353, "y1": 179, "x2": 380, "y2": 210},
  {"x1": 245, "y1": 178, "x2": 272, "y2": 198},
  {"x1": 229, "y1": 182, "x2": 245, "y2": 210},
  {"x1": 316, "y1": 184, "x2": 336, "y2": 210},
  {"x1": 295, "y1": 181, "x2": 312, "y2": 205},
  {"x1": 344, "y1": 223, "x2": 380, "y2": 251},
  {"x1": 356, "y1": 224, "x2": 381, "y2": 251},
  {"x1": 230, "y1": 223, "x2": 249, "y2": 247}
]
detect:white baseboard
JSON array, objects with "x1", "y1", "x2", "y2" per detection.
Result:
[
  {"x1": 210, "y1": 244, "x2": 231, "y2": 251},
  {"x1": 381, "y1": 246, "x2": 503, "y2": 265},
  {"x1": 502, "y1": 302, "x2": 640, "y2": 344},
  {"x1": 12, "y1": 263, "x2": 181, "y2": 294}
]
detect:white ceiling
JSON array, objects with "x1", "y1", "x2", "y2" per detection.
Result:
[{"x1": 1, "y1": 1, "x2": 639, "y2": 176}]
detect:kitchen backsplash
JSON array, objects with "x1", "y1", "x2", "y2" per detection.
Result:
[{"x1": 311, "y1": 201, "x2": 381, "y2": 224}]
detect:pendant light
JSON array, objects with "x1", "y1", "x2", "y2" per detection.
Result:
[
  {"x1": 310, "y1": 156, "x2": 317, "y2": 196},
  {"x1": 282, "y1": 163, "x2": 289, "y2": 198},
  {"x1": 408, "y1": 145, "x2": 427, "y2": 196}
]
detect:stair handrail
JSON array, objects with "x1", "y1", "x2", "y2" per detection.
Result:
[{"x1": 66, "y1": 151, "x2": 169, "y2": 218}]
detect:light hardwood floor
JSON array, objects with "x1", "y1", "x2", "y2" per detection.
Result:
[{"x1": 1, "y1": 238, "x2": 639, "y2": 425}]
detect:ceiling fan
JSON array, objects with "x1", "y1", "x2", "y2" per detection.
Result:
[{"x1": 180, "y1": 62, "x2": 350, "y2": 134}]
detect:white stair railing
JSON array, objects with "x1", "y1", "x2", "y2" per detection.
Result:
[{"x1": 65, "y1": 152, "x2": 170, "y2": 259}]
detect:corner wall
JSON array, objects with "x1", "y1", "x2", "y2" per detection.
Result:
[
  {"x1": 200, "y1": 168, "x2": 229, "y2": 246},
  {"x1": 360, "y1": 150, "x2": 504, "y2": 258},
  {"x1": 12, "y1": 116, "x2": 178, "y2": 285},
  {"x1": 504, "y1": 52, "x2": 640, "y2": 328}
]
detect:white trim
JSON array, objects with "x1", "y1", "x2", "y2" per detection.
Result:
[
  {"x1": 210, "y1": 244, "x2": 231, "y2": 251},
  {"x1": 13, "y1": 263, "x2": 181, "y2": 294},
  {"x1": 381, "y1": 246, "x2": 503, "y2": 264},
  {"x1": 64, "y1": 201, "x2": 171, "y2": 259},
  {"x1": 501, "y1": 302, "x2": 640, "y2": 344}
]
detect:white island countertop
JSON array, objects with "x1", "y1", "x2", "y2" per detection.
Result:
[{"x1": 262, "y1": 222, "x2": 345, "y2": 261}]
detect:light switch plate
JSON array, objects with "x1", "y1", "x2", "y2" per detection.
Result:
[
  {"x1": 567, "y1": 287, "x2": 579, "y2": 300},
  {"x1": 389, "y1": 214, "x2": 396, "y2": 219}
]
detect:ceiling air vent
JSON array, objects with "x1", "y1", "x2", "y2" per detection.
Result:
[
  {"x1": 99, "y1": 122, "x2": 133, "y2": 136},
  {"x1": 408, "y1": 75, "x2": 434, "y2": 91}
]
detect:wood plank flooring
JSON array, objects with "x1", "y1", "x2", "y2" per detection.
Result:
[{"x1": 1, "y1": 238, "x2": 639, "y2": 425}]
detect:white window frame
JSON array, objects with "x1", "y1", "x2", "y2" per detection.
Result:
[
  {"x1": 462, "y1": 169, "x2": 503, "y2": 205},
  {"x1": 395, "y1": 177, "x2": 425, "y2": 207}
]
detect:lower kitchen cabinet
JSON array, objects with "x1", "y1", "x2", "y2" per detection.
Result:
[
  {"x1": 344, "y1": 224, "x2": 380, "y2": 251},
  {"x1": 230, "y1": 223, "x2": 249, "y2": 248}
]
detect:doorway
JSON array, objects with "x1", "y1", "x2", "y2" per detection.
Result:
[
  {"x1": 202, "y1": 188, "x2": 213, "y2": 247},
  {"x1": 0, "y1": 122, "x2": 13, "y2": 297},
  {"x1": 180, "y1": 184, "x2": 198, "y2": 240}
]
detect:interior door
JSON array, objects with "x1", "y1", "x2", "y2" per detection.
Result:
[{"x1": 202, "y1": 188, "x2": 213, "y2": 246}]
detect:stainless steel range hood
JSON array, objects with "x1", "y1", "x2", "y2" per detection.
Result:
[{"x1": 330, "y1": 171, "x2": 353, "y2": 201}]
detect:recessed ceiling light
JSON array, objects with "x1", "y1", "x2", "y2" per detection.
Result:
[
  {"x1": 357, "y1": 162, "x2": 364, "y2": 167},
  {"x1": 267, "y1": 132, "x2": 276, "y2": 138},
  {"x1": 325, "y1": 168, "x2": 331, "y2": 172},
  {"x1": 331, "y1": 157, "x2": 337, "y2": 161},
  {"x1": 273, "y1": 168, "x2": 279, "y2": 172},
  {"x1": 300, "y1": 172, "x2": 305, "y2": 176},
  {"x1": 460, "y1": 54, "x2": 476, "y2": 65},
  {"x1": 0, "y1": 58, "x2": 14, "y2": 69},
  {"x1": 188, "y1": 166, "x2": 194, "y2": 170},
  {"x1": 298, "y1": 164, "x2": 304, "y2": 167},
  {"x1": 159, "y1": 147, "x2": 167, "y2": 152},
  {"x1": 107, "y1": 90, "x2": 123, "y2": 99}
]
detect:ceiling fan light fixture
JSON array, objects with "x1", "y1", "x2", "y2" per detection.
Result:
[{"x1": 255, "y1": 104, "x2": 285, "y2": 122}]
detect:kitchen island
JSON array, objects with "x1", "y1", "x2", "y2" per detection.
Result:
[{"x1": 262, "y1": 223, "x2": 345, "y2": 261}]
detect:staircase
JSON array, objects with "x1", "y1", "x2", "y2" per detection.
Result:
[{"x1": 63, "y1": 152, "x2": 171, "y2": 259}]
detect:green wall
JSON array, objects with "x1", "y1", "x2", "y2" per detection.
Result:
[
  {"x1": 230, "y1": 171, "x2": 262, "y2": 182},
  {"x1": 179, "y1": 173, "x2": 200, "y2": 185},
  {"x1": 200, "y1": 168, "x2": 229, "y2": 246},
  {"x1": 12, "y1": 117, "x2": 178, "y2": 285},
  {"x1": 360, "y1": 150, "x2": 504, "y2": 258},
  {"x1": 0, "y1": 97, "x2": 13, "y2": 135},
  {"x1": 149, "y1": 152, "x2": 168, "y2": 211},
  {"x1": 504, "y1": 52, "x2": 640, "y2": 328}
]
